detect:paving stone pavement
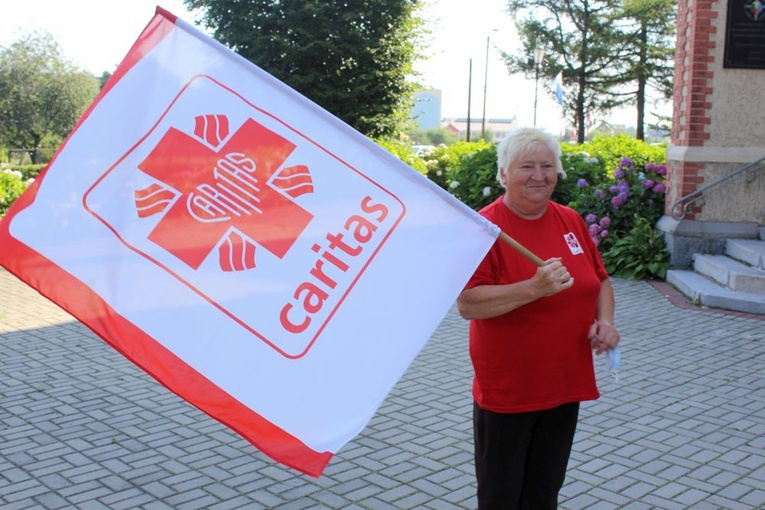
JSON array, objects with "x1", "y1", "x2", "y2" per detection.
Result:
[{"x1": 1, "y1": 267, "x2": 764, "y2": 510}]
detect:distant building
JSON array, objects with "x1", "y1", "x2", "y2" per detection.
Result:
[
  {"x1": 441, "y1": 117, "x2": 519, "y2": 143},
  {"x1": 411, "y1": 90, "x2": 442, "y2": 130}
]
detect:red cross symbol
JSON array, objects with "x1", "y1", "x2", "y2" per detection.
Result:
[{"x1": 138, "y1": 118, "x2": 313, "y2": 269}]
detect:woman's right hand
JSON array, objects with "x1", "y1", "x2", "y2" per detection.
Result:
[{"x1": 533, "y1": 257, "x2": 574, "y2": 297}]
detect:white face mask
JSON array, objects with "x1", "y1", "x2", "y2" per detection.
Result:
[
  {"x1": 592, "y1": 335, "x2": 621, "y2": 382},
  {"x1": 605, "y1": 348, "x2": 620, "y2": 382}
]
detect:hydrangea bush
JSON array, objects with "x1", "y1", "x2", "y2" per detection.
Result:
[
  {"x1": 569, "y1": 157, "x2": 670, "y2": 279},
  {"x1": 374, "y1": 138, "x2": 427, "y2": 174},
  {"x1": 442, "y1": 144, "x2": 501, "y2": 211},
  {"x1": 429, "y1": 137, "x2": 670, "y2": 280},
  {"x1": 571, "y1": 157, "x2": 666, "y2": 247},
  {"x1": 551, "y1": 151, "x2": 609, "y2": 206},
  {"x1": 425, "y1": 140, "x2": 493, "y2": 194}
]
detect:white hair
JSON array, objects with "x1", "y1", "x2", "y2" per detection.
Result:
[{"x1": 496, "y1": 127, "x2": 565, "y2": 182}]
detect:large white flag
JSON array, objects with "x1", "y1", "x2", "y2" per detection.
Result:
[{"x1": 0, "y1": 7, "x2": 498, "y2": 476}]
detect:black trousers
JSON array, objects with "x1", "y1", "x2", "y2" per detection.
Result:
[{"x1": 473, "y1": 401, "x2": 580, "y2": 510}]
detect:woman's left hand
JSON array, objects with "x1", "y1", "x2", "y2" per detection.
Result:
[{"x1": 588, "y1": 319, "x2": 620, "y2": 355}]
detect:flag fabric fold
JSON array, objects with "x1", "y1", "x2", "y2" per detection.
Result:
[
  {"x1": 0, "y1": 7, "x2": 499, "y2": 477},
  {"x1": 552, "y1": 71, "x2": 565, "y2": 107}
]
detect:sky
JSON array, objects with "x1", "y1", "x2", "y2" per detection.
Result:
[{"x1": 0, "y1": 0, "x2": 634, "y2": 134}]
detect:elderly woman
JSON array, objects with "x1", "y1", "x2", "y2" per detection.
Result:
[{"x1": 457, "y1": 127, "x2": 620, "y2": 510}]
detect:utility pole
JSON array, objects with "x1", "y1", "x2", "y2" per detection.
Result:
[
  {"x1": 533, "y1": 47, "x2": 545, "y2": 127},
  {"x1": 467, "y1": 58, "x2": 472, "y2": 142},
  {"x1": 481, "y1": 35, "x2": 489, "y2": 139}
]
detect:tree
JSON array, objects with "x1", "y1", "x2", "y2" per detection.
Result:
[
  {"x1": 501, "y1": 0, "x2": 675, "y2": 142},
  {"x1": 185, "y1": 0, "x2": 425, "y2": 138},
  {"x1": 99, "y1": 71, "x2": 113, "y2": 90},
  {"x1": 0, "y1": 32, "x2": 98, "y2": 159},
  {"x1": 620, "y1": 0, "x2": 675, "y2": 140},
  {"x1": 501, "y1": 0, "x2": 634, "y2": 143}
]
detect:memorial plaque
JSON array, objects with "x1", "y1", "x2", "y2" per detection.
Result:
[{"x1": 724, "y1": 0, "x2": 765, "y2": 68}]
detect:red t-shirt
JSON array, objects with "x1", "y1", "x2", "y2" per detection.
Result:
[{"x1": 466, "y1": 198, "x2": 608, "y2": 413}]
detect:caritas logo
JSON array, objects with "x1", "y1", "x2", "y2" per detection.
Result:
[
  {"x1": 84, "y1": 76, "x2": 404, "y2": 358},
  {"x1": 135, "y1": 114, "x2": 314, "y2": 271}
]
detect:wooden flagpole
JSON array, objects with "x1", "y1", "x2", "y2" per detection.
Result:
[{"x1": 498, "y1": 231, "x2": 545, "y2": 267}]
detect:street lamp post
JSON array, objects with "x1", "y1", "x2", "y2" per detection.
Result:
[{"x1": 532, "y1": 46, "x2": 545, "y2": 127}]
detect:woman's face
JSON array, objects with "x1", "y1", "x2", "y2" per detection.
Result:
[{"x1": 500, "y1": 144, "x2": 558, "y2": 216}]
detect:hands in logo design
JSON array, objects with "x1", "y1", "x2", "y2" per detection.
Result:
[
  {"x1": 134, "y1": 115, "x2": 316, "y2": 272},
  {"x1": 188, "y1": 152, "x2": 260, "y2": 223}
]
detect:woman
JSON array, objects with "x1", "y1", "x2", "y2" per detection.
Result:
[{"x1": 457, "y1": 127, "x2": 620, "y2": 509}]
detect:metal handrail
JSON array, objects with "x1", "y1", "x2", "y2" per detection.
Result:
[{"x1": 670, "y1": 154, "x2": 765, "y2": 220}]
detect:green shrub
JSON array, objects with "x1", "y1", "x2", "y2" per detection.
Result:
[
  {"x1": 604, "y1": 216, "x2": 670, "y2": 279},
  {"x1": 0, "y1": 170, "x2": 30, "y2": 216},
  {"x1": 570, "y1": 158, "x2": 667, "y2": 249},
  {"x1": 562, "y1": 134, "x2": 666, "y2": 177},
  {"x1": 374, "y1": 138, "x2": 427, "y2": 174},
  {"x1": 552, "y1": 151, "x2": 609, "y2": 206},
  {"x1": 13, "y1": 164, "x2": 46, "y2": 181},
  {"x1": 441, "y1": 142, "x2": 500, "y2": 210},
  {"x1": 405, "y1": 134, "x2": 671, "y2": 281},
  {"x1": 426, "y1": 140, "x2": 493, "y2": 192}
]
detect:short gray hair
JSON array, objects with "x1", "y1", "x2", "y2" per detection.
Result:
[{"x1": 496, "y1": 127, "x2": 564, "y2": 182}]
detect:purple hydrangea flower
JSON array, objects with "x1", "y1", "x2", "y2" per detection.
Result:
[
  {"x1": 653, "y1": 183, "x2": 666, "y2": 193},
  {"x1": 643, "y1": 179, "x2": 655, "y2": 189},
  {"x1": 599, "y1": 216, "x2": 611, "y2": 228},
  {"x1": 600, "y1": 230, "x2": 609, "y2": 238},
  {"x1": 654, "y1": 164, "x2": 668, "y2": 176},
  {"x1": 589, "y1": 223, "x2": 602, "y2": 235},
  {"x1": 591, "y1": 236, "x2": 601, "y2": 247},
  {"x1": 594, "y1": 188, "x2": 605, "y2": 199},
  {"x1": 577, "y1": 178, "x2": 588, "y2": 188},
  {"x1": 611, "y1": 195, "x2": 627, "y2": 209},
  {"x1": 614, "y1": 168, "x2": 626, "y2": 180},
  {"x1": 609, "y1": 185, "x2": 620, "y2": 194},
  {"x1": 645, "y1": 162, "x2": 656, "y2": 171},
  {"x1": 619, "y1": 157, "x2": 634, "y2": 168},
  {"x1": 585, "y1": 213, "x2": 597, "y2": 224}
]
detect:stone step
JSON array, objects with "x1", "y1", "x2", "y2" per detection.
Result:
[
  {"x1": 666, "y1": 269, "x2": 765, "y2": 315},
  {"x1": 693, "y1": 254, "x2": 765, "y2": 293},
  {"x1": 726, "y1": 239, "x2": 765, "y2": 269}
]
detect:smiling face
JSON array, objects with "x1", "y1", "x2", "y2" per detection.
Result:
[{"x1": 499, "y1": 143, "x2": 558, "y2": 219}]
